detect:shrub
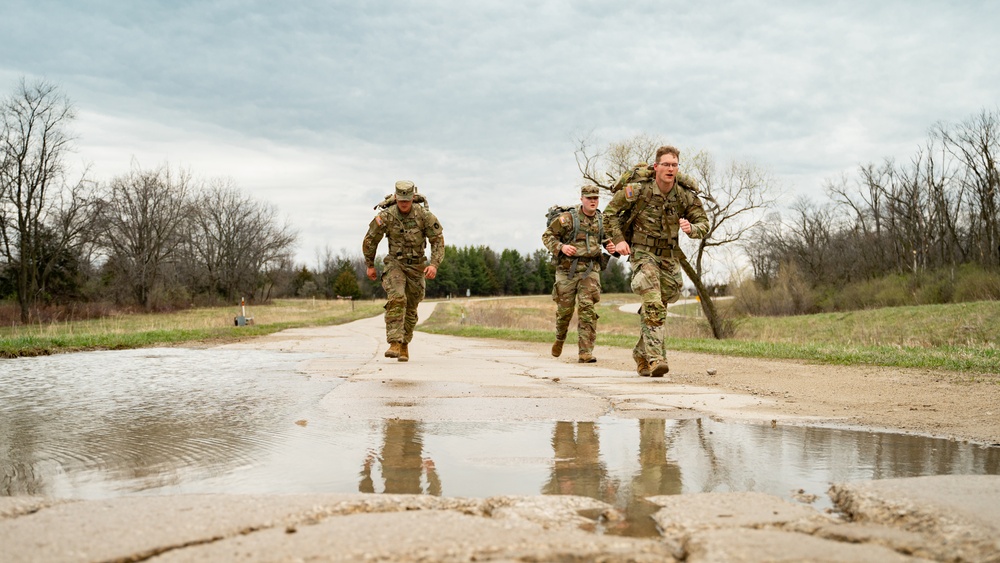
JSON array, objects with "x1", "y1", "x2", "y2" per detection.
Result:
[{"x1": 954, "y1": 264, "x2": 1000, "y2": 302}]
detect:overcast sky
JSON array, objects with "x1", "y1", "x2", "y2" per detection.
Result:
[{"x1": 2, "y1": 0, "x2": 997, "y2": 269}]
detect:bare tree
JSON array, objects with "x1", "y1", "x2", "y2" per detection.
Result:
[
  {"x1": 0, "y1": 78, "x2": 93, "y2": 322},
  {"x1": 97, "y1": 161, "x2": 192, "y2": 309},
  {"x1": 684, "y1": 151, "x2": 777, "y2": 337},
  {"x1": 935, "y1": 108, "x2": 1000, "y2": 267},
  {"x1": 739, "y1": 212, "x2": 784, "y2": 287},
  {"x1": 184, "y1": 178, "x2": 297, "y2": 302},
  {"x1": 575, "y1": 132, "x2": 666, "y2": 190}
]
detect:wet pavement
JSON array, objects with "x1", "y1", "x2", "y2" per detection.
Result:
[{"x1": 2, "y1": 303, "x2": 999, "y2": 560}]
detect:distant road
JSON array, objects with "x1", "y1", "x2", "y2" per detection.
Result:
[{"x1": 618, "y1": 296, "x2": 730, "y2": 316}]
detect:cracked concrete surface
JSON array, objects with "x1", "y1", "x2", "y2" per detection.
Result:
[{"x1": 4, "y1": 477, "x2": 998, "y2": 561}]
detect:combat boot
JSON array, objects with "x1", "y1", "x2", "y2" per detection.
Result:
[
  {"x1": 551, "y1": 340, "x2": 564, "y2": 358},
  {"x1": 398, "y1": 343, "x2": 409, "y2": 362},
  {"x1": 649, "y1": 359, "x2": 670, "y2": 378},
  {"x1": 635, "y1": 356, "x2": 651, "y2": 377},
  {"x1": 385, "y1": 342, "x2": 401, "y2": 358},
  {"x1": 578, "y1": 353, "x2": 596, "y2": 363}
]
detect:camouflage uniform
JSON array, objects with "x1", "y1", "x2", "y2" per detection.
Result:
[
  {"x1": 603, "y1": 179, "x2": 708, "y2": 369},
  {"x1": 363, "y1": 181, "x2": 445, "y2": 347},
  {"x1": 542, "y1": 185, "x2": 609, "y2": 360}
]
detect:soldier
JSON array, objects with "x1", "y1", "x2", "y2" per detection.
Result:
[
  {"x1": 603, "y1": 146, "x2": 709, "y2": 377},
  {"x1": 363, "y1": 180, "x2": 445, "y2": 362},
  {"x1": 542, "y1": 185, "x2": 616, "y2": 363}
]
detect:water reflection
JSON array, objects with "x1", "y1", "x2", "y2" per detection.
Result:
[
  {"x1": 0, "y1": 348, "x2": 330, "y2": 497},
  {"x1": 359, "y1": 419, "x2": 441, "y2": 495},
  {"x1": 540, "y1": 420, "x2": 682, "y2": 536},
  {"x1": 543, "y1": 422, "x2": 608, "y2": 497},
  {"x1": 2, "y1": 350, "x2": 998, "y2": 538}
]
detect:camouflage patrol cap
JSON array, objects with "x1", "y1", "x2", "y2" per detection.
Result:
[
  {"x1": 581, "y1": 184, "x2": 600, "y2": 197},
  {"x1": 394, "y1": 180, "x2": 415, "y2": 201}
]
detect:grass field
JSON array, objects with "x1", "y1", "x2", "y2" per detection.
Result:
[
  {"x1": 5, "y1": 294, "x2": 999, "y2": 375},
  {"x1": 419, "y1": 294, "x2": 1000, "y2": 375},
  {"x1": 0, "y1": 298, "x2": 384, "y2": 358}
]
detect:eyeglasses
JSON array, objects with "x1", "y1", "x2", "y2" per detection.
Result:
[{"x1": 655, "y1": 162, "x2": 679, "y2": 169}]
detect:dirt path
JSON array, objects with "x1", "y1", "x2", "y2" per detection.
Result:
[{"x1": 500, "y1": 338, "x2": 1000, "y2": 445}]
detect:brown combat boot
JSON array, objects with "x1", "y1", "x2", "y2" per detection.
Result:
[
  {"x1": 551, "y1": 340, "x2": 564, "y2": 357},
  {"x1": 385, "y1": 342, "x2": 401, "y2": 358},
  {"x1": 398, "y1": 343, "x2": 409, "y2": 362},
  {"x1": 635, "y1": 356, "x2": 651, "y2": 377},
  {"x1": 649, "y1": 359, "x2": 670, "y2": 378},
  {"x1": 578, "y1": 353, "x2": 596, "y2": 363}
]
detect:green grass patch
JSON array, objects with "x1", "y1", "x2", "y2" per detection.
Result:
[
  {"x1": 419, "y1": 295, "x2": 1000, "y2": 375},
  {"x1": 0, "y1": 299, "x2": 385, "y2": 358}
]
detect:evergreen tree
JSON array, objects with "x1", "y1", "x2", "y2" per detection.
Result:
[{"x1": 332, "y1": 268, "x2": 361, "y2": 298}]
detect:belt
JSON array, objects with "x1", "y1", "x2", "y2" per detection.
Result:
[
  {"x1": 396, "y1": 256, "x2": 426, "y2": 265},
  {"x1": 631, "y1": 232, "x2": 675, "y2": 249},
  {"x1": 632, "y1": 244, "x2": 685, "y2": 259}
]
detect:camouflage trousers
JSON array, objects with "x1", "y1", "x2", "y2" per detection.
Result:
[
  {"x1": 381, "y1": 262, "x2": 426, "y2": 344},
  {"x1": 552, "y1": 269, "x2": 601, "y2": 355},
  {"x1": 629, "y1": 254, "x2": 683, "y2": 363}
]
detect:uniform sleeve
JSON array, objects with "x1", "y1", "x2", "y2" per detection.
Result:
[
  {"x1": 362, "y1": 213, "x2": 388, "y2": 268},
  {"x1": 541, "y1": 214, "x2": 569, "y2": 256},
  {"x1": 601, "y1": 189, "x2": 632, "y2": 244},
  {"x1": 423, "y1": 210, "x2": 446, "y2": 268},
  {"x1": 682, "y1": 190, "x2": 711, "y2": 239}
]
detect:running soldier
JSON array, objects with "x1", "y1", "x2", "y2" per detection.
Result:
[
  {"x1": 603, "y1": 146, "x2": 709, "y2": 377},
  {"x1": 542, "y1": 185, "x2": 616, "y2": 363},
  {"x1": 363, "y1": 181, "x2": 445, "y2": 362}
]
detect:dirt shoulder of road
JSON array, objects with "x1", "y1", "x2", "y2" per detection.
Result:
[{"x1": 496, "y1": 339, "x2": 1000, "y2": 445}]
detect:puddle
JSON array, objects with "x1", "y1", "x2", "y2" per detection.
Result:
[{"x1": 2, "y1": 348, "x2": 998, "y2": 537}]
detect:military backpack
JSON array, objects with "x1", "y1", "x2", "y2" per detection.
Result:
[
  {"x1": 545, "y1": 204, "x2": 604, "y2": 249},
  {"x1": 609, "y1": 163, "x2": 707, "y2": 242},
  {"x1": 373, "y1": 189, "x2": 429, "y2": 210},
  {"x1": 545, "y1": 204, "x2": 609, "y2": 272}
]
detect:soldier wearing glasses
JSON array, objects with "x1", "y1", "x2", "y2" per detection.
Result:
[
  {"x1": 602, "y1": 146, "x2": 709, "y2": 377},
  {"x1": 364, "y1": 181, "x2": 445, "y2": 362}
]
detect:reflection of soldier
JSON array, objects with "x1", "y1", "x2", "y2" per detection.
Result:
[
  {"x1": 359, "y1": 419, "x2": 441, "y2": 495},
  {"x1": 632, "y1": 419, "x2": 682, "y2": 497},
  {"x1": 363, "y1": 181, "x2": 445, "y2": 362},
  {"x1": 542, "y1": 185, "x2": 617, "y2": 363},
  {"x1": 603, "y1": 146, "x2": 709, "y2": 377},
  {"x1": 542, "y1": 421, "x2": 615, "y2": 500},
  {"x1": 612, "y1": 419, "x2": 684, "y2": 537}
]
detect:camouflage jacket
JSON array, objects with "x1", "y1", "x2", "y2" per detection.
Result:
[
  {"x1": 363, "y1": 204, "x2": 445, "y2": 269},
  {"x1": 602, "y1": 181, "x2": 709, "y2": 258},
  {"x1": 542, "y1": 206, "x2": 608, "y2": 270}
]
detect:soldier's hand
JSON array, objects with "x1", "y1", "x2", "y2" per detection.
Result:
[
  {"x1": 424, "y1": 265, "x2": 438, "y2": 279},
  {"x1": 605, "y1": 241, "x2": 616, "y2": 253},
  {"x1": 615, "y1": 241, "x2": 631, "y2": 256},
  {"x1": 679, "y1": 218, "x2": 692, "y2": 234},
  {"x1": 561, "y1": 244, "x2": 577, "y2": 256},
  {"x1": 367, "y1": 267, "x2": 377, "y2": 281}
]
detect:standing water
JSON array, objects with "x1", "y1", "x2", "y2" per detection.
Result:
[{"x1": 2, "y1": 347, "x2": 998, "y2": 536}]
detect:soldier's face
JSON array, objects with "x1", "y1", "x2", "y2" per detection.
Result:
[
  {"x1": 397, "y1": 200, "x2": 413, "y2": 213},
  {"x1": 580, "y1": 196, "x2": 600, "y2": 214},
  {"x1": 655, "y1": 154, "x2": 679, "y2": 186}
]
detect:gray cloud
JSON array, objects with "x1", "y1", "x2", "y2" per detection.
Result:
[{"x1": 2, "y1": 0, "x2": 998, "y2": 264}]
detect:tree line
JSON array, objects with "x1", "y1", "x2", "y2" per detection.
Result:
[
  {"x1": 1, "y1": 79, "x2": 296, "y2": 322},
  {"x1": 740, "y1": 107, "x2": 1000, "y2": 314},
  {"x1": 292, "y1": 245, "x2": 632, "y2": 301}
]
